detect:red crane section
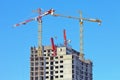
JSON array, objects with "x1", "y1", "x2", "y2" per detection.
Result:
[
  {"x1": 51, "y1": 37, "x2": 57, "y2": 56},
  {"x1": 63, "y1": 29, "x2": 67, "y2": 47},
  {"x1": 14, "y1": 8, "x2": 55, "y2": 27}
]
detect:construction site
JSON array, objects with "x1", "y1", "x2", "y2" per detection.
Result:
[{"x1": 14, "y1": 8, "x2": 101, "y2": 80}]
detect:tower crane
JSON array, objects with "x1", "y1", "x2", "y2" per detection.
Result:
[
  {"x1": 52, "y1": 12, "x2": 102, "y2": 60},
  {"x1": 14, "y1": 8, "x2": 55, "y2": 57}
]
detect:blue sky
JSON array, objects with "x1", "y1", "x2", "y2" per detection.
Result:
[{"x1": 0, "y1": 0, "x2": 120, "y2": 80}]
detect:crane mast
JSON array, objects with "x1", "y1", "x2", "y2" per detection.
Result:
[
  {"x1": 52, "y1": 12, "x2": 101, "y2": 60},
  {"x1": 38, "y1": 19, "x2": 42, "y2": 56},
  {"x1": 79, "y1": 11, "x2": 84, "y2": 59}
]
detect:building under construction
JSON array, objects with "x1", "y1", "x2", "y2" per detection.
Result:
[
  {"x1": 14, "y1": 8, "x2": 101, "y2": 80},
  {"x1": 30, "y1": 44, "x2": 92, "y2": 80},
  {"x1": 30, "y1": 29, "x2": 93, "y2": 80}
]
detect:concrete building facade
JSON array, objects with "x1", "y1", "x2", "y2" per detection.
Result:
[{"x1": 30, "y1": 46, "x2": 92, "y2": 80}]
